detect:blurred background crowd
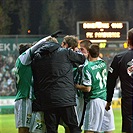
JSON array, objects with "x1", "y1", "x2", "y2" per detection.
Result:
[{"x1": 0, "y1": 54, "x2": 16, "y2": 96}]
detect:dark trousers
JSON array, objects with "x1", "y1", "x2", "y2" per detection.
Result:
[{"x1": 44, "y1": 106, "x2": 82, "y2": 133}]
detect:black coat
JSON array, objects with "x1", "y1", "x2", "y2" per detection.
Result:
[
  {"x1": 106, "y1": 49, "x2": 133, "y2": 131},
  {"x1": 32, "y1": 42, "x2": 85, "y2": 110},
  {"x1": 107, "y1": 49, "x2": 133, "y2": 102}
]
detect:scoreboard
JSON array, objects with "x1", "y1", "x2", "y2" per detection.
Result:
[{"x1": 77, "y1": 21, "x2": 129, "y2": 41}]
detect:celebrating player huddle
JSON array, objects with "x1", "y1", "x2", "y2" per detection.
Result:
[
  {"x1": 15, "y1": 29, "x2": 133, "y2": 133},
  {"x1": 14, "y1": 33, "x2": 115, "y2": 133}
]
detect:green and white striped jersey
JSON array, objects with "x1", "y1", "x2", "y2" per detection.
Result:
[
  {"x1": 73, "y1": 60, "x2": 89, "y2": 98},
  {"x1": 82, "y1": 59, "x2": 107, "y2": 101},
  {"x1": 73, "y1": 66, "x2": 83, "y2": 98}
]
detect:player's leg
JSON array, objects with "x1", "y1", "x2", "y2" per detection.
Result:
[
  {"x1": 60, "y1": 95, "x2": 84, "y2": 133},
  {"x1": 59, "y1": 118, "x2": 70, "y2": 133},
  {"x1": 19, "y1": 127, "x2": 30, "y2": 133},
  {"x1": 76, "y1": 95, "x2": 85, "y2": 128},
  {"x1": 84, "y1": 131, "x2": 94, "y2": 133},
  {"x1": 44, "y1": 108, "x2": 60, "y2": 133},
  {"x1": 29, "y1": 111, "x2": 46, "y2": 133},
  {"x1": 104, "y1": 131, "x2": 113, "y2": 133},
  {"x1": 122, "y1": 132, "x2": 133, "y2": 133},
  {"x1": 60, "y1": 106, "x2": 82, "y2": 133},
  {"x1": 14, "y1": 99, "x2": 32, "y2": 133},
  {"x1": 82, "y1": 99, "x2": 105, "y2": 133},
  {"x1": 84, "y1": 130, "x2": 100, "y2": 133},
  {"x1": 64, "y1": 127, "x2": 70, "y2": 133}
]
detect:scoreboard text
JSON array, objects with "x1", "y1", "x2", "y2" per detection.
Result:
[{"x1": 77, "y1": 21, "x2": 129, "y2": 41}]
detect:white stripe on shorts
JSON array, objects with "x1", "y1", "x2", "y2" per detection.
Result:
[{"x1": 14, "y1": 98, "x2": 32, "y2": 128}]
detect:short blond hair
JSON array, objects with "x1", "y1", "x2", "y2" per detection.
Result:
[{"x1": 46, "y1": 37, "x2": 58, "y2": 43}]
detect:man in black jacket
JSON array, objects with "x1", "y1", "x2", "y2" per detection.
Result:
[
  {"x1": 105, "y1": 28, "x2": 133, "y2": 133},
  {"x1": 32, "y1": 38, "x2": 85, "y2": 133}
]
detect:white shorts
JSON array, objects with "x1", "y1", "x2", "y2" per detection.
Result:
[
  {"x1": 14, "y1": 99, "x2": 32, "y2": 128},
  {"x1": 82, "y1": 98, "x2": 115, "y2": 132},
  {"x1": 30, "y1": 111, "x2": 46, "y2": 133},
  {"x1": 76, "y1": 95, "x2": 84, "y2": 125}
]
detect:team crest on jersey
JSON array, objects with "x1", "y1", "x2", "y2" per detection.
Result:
[{"x1": 127, "y1": 59, "x2": 133, "y2": 77}]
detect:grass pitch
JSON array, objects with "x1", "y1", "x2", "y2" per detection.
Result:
[{"x1": 0, "y1": 109, "x2": 121, "y2": 133}]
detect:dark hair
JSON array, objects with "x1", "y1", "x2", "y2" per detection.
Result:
[
  {"x1": 19, "y1": 44, "x2": 31, "y2": 55},
  {"x1": 80, "y1": 39, "x2": 92, "y2": 51},
  {"x1": 128, "y1": 28, "x2": 133, "y2": 46},
  {"x1": 89, "y1": 44, "x2": 99, "y2": 58}
]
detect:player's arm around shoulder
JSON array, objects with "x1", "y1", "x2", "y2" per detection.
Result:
[
  {"x1": 19, "y1": 49, "x2": 32, "y2": 65},
  {"x1": 75, "y1": 84, "x2": 91, "y2": 92},
  {"x1": 67, "y1": 49, "x2": 86, "y2": 64}
]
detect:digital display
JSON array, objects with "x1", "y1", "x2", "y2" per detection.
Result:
[{"x1": 77, "y1": 21, "x2": 129, "y2": 41}]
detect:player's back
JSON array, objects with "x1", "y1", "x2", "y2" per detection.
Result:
[
  {"x1": 15, "y1": 50, "x2": 33, "y2": 101},
  {"x1": 85, "y1": 59, "x2": 107, "y2": 100}
]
